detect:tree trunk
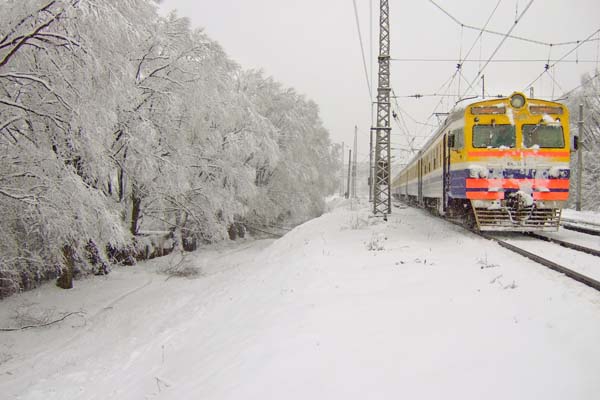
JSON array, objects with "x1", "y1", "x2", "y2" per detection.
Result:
[
  {"x1": 130, "y1": 189, "x2": 142, "y2": 236},
  {"x1": 57, "y1": 245, "x2": 75, "y2": 289}
]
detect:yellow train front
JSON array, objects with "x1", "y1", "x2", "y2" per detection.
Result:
[{"x1": 392, "y1": 93, "x2": 572, "y2": 232}]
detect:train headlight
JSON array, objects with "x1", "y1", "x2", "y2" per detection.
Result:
[{"x1": 510, "y1": 93, "x2": 526, "y2": 108}]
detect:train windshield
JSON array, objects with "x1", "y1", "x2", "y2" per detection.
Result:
[
  {"x1": 472, "y1": 124, "x2": 516, "y2": 148},
  {"x1": 522, "y1": 124, "x2": 565, "y2": 148}
]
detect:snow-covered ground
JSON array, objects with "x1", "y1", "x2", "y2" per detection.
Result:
[
  {"x1": 563, "y1": 208, "x2": 600, "y2": 227},
  {"x1": 1, "y1": 198, "x2": 600, "y2": 400}
]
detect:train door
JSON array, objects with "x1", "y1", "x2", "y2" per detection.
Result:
[{"x1": 443, "y1": 132, "x2": 451, "y2": 212}]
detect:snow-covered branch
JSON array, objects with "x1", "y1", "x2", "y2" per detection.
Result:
[
  {"x1": 0, "y1": 4, "x2": 67, "y2": 68},
  {"x1": 0, "y1": 0, "x2": 337, "y2": 299},
  {"x1": 0, "y1": 98, "x2": 66, "y2": 128}
]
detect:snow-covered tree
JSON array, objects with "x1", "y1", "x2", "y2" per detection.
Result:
[
  {"x1": 239, "y1": 71, "x2": 339, "y2": 228},
  {"x1": 567, "y1": 71, "x2": 600, "y2": 211},
  {"x1": 0, "y1": 0, "x2": 338, "y2": 298}
]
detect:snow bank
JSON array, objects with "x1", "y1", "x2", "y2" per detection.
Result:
[{"x1": 1, "y1": 200, "x2": 599, "y2": 400}]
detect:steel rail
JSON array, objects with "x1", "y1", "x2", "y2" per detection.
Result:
[
  {"x1": 561, "y1": 223, "x2": 600, "y2": 237},
  {"x1": 525, "y1": 232, "x2": 600, "y2": 257},
  {"x1": 482, "y1": 234, "x2": 600, "y2": 292}
]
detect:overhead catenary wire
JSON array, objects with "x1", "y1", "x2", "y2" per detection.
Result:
[
  {"x1": 392, "y1": 93, "x2": 479, "y2": 99},
  {"x1": 391, "y1": 101, "x2": 438, "y2": 128},
  {"x1": 429, "y1": 0, "x2": 599, "y2": 101},
  {"x1": 548, "y1": 66, "x2": 566, "y2": 97},
  {"x1": 391, "y1": 58, "x2": 600, "y2": 63},
  {"x1": 390, "y1": 88, "x2": 443, "y2": 160},
  {"x1": 460, "y1": 0, "x2": 535, "y2": 99},
  {"x1": 387, "y1": 1, "x2": 599, "y2": 172},
  {"x1": 352, "y1": 0, "x2": 372, "y2": 102},
  {"x1": 429, "y1": 0, "x2": 600, "y2": 49},
  {"x1": 458, "y1": 0, "x2": 502, "y2": 72},
  {"x1": 415, "y1": 0, "x2": 506, "y2": 136},
  {"x1": 523, "y1": 27, "x2": 600, "y2": 92},
  {"x1": 596, "y1": 32, "x2": 600, "y2": 70},
  {"x1": 390, "y1": 0, "x2": 513, "y2": 166},
  {"x1": 553, "y1": 70, "x2": 600, "y2": 101},
  {"x1": 419, "y1": 69, "x2": 460, "y2": 134}
]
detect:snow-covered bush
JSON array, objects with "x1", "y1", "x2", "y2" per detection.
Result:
[{"x1": 367, "y1": 232, "x2": 387, "y2": 251}]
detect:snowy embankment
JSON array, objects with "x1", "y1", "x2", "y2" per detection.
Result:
[
  {"x1": 562, "y1": 208, "x2": 600, "y2": 228},
  {"x1": 1, "y1": 198, "x2": 600, "y2": 399}
]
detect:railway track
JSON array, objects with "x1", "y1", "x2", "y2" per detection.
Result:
[
  {"x1": 481, "y1": 233, "x2": 600, "y2": 292},
  {"x1": 560, "y1": 217, "x2": 600, "y2": 236},
  {"x1": 524, "y1": 232, "x2": 600, "y2": 257},
  {"x1": 561, "y1": 222, "x2": 600, "y2": 236},
  {"x1": 396, "y1": 199, "x2": 600, "y2": 292}
]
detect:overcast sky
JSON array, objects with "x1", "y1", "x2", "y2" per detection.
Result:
[{"x1": 158, "y1": 0, "x2": 599, "y2": 166}]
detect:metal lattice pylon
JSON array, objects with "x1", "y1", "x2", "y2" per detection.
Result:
[{"x1": 373, "y1": 0, "x2": 391, "y2": 216}]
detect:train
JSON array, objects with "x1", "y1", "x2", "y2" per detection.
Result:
[{"x1": 391, "y1": 92, "x2": 574, "y2": 231}]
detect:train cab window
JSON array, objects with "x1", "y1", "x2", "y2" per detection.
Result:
[
  {"x1": 449, "y1": 129, "x2": 464, "y2": 149},
  {"x1": 472, "y1": 124, "x2": 516, "y2": 148},
  {"x1": 522, "y1": 124, "x2": 565, "y2": 148}
]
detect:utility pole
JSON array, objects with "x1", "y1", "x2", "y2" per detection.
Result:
[
  {"x1": 346, "y1": 149, "x2": 352, "y2": 199},
  {"x1": 352, "y1": 126, "x2": 358, "y2": 198},
  {"x1": 576, "y1": 104, "x2": 584, "y2": 211},
  {"x1": 340, "y1": 142, "x2": 345, "y2": 196},
  {"x1": 369, "y1": 128, "x2": 374, "y2": 202},
  {"x1": 373, "y1": 0, "x2": 391, "y2": 216}
]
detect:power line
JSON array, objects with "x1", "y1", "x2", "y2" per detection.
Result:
[
  {"x1": 409, "y1": 0, "x2": 507, "y2": 140},
  {"x1": 352, "y1": 0, "x2": 372, "y2": 101},
  {"x1": 547, "y1": 67, "x2": 566, "y2": 97},
  {"x1": 455, "y1": 0, "x2": 502, "y2": 98},
  {"x1": 429, "y1": 0, "x2": 599, "y2": 102},
  {"x1": 391, "y1": 101, "x2": 438, "y2": 128},
  {"x1": 389, "y1": 1, "x2": 598, "y2": 167},
  {"x1": 459, "y1": 0, "x2": 502, "y2": 67},
  {"x1": 429, "y1": 0, "x2": 600, "y2": 48},
  {"x1": 553, "y1": 70, "x2": 600, "y2": 101},
  {"x1": 392, "y1": 93, "x2": 479, "y2": 99},
  {"x1": 596, "y1": 32, "x2": 600, "y2": 69},
  {"x1": 461, "y1": 0, "x2": 535, "y2": 99},
  {"x1": 523, "y1": 27, "x2": 600, "y2": 91},
  {"x1": 421, "y1": 70, "x2": 460, "y2": 133},
  {"x1": 391, "y1": 58, "x2": 600, "y2": 63}
]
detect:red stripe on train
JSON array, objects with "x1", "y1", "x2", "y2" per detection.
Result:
[
  {"x1": 466, "y1": 192, "x2": 505, "y2": 200},
  {"x1": 533, "y1": 192, "x2": 569, "y2": 201},
  {"x1": 466, "y1": 178, "x2": 570, "y2": 190}
]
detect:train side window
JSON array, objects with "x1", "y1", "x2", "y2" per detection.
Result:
[{"x1": 450, "y1": 128, "x2": 464, "y2": 149}]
